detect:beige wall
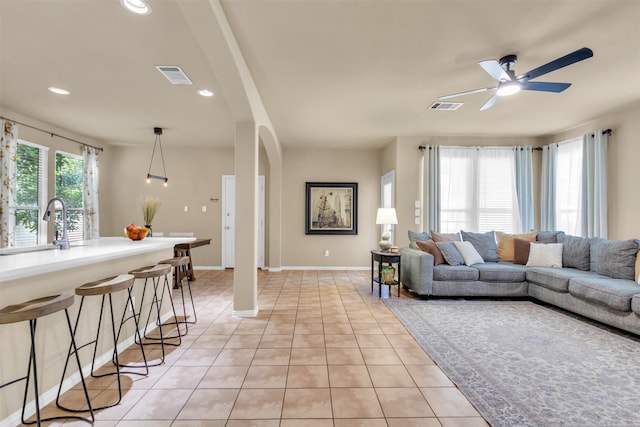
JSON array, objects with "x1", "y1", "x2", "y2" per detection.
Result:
[
  {"x1": 105, "y1": 145, "x2": 271, "y2": 267},
  {"x1": 545, "y1": 100, "x2": 640, "y2": 240},
  {"x1": 282, "y1": 148, "x2": 381, "y2": 267}
]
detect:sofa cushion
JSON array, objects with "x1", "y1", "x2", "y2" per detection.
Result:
[
  {"x1": 536, "y1": 231, "x2": 565, "y2": 243},
  {"x1": 416, "y1": 240, "x2": 445, "y2": 265},
  {"x1": 436, "y1": 241, "x2": 465, "y2": 266},
  {"x1": 513, "y1": 238, "x2": 532, "y2": 265},
  {"x1": 433, "y1": 264, "x2": 479, "y2": 281},
  {"x1": 454, "y1": 241, "x2": 484, "y2": 266},
  {"x1": 568, "y1": 276, "x2": 640, "y2": 312},
  {"x1": 408, "y1": 230, "x2": 431, "y2": 249},
  {"x1": 590, "y1": 238, "x2": 639, "y2": 280},
  {"x1": 474, "y1": 262, "x2": 526, "y2": 282},
  {"x1": 557, "y1": 234, "x2": 590, "y2": 271},
  {"x1": 636, "y1": 249, "x2": 640, "y2": 284},
  {"x1": 526, "y1": 243, "x2": 563, "y2": 268},
  {"x1": 431, "y1": 230, "x2": 461, "y2": 242},
  {"x1": 496, "y1": 231, "x2": 537, "y2": 261},
  {"x1": 526, "y1": 267, "x2": 596, "y2": 292},
  {"x1": 632, "y1": 295, "x2": 640, "y2": 315},
  {"x1": 461, "y1": 230, "x2": 498, "y2": 262}
]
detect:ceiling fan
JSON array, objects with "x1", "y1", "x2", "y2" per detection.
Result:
[{"x1": 438, "y1": 47, "x2": 593, "y2": 110}]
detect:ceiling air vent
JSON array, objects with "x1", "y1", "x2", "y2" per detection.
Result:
[
  {"x1": 429, "y1": 101, "x2": 463, "y2": 111},
  {"x1": 155, "y1": 65, "x2": 193, "y2": 85}
]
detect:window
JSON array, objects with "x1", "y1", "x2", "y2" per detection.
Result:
[
  {"x1": 15, "y1": 141, "x2": 48, "y2": 247},
  {"x1": 55, "y1": 151, "x2": 84, "y2": 242},
  {"x1": 439, "y1": 147, "x2": 521, "y2": 233},
  {"x1": 556, "y1": 137, "x2": 582, "y2": 235}
]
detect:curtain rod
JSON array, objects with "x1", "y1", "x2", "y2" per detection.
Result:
[
  {"x1": 418, "y1": 129, "x2": 612, "y2": 152},
  {"x1": 1, "y1": 116, "x2": 104, "y2": 152}
]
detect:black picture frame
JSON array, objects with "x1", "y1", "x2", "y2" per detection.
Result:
[{"x1": 305, "y1": 182, "x2": 358, "y2": 235}]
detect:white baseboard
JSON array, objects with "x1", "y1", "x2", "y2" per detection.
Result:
[
  {"x1": 280, "y1": 266, "x2": 369, "y2": 271},
  {"x1": 194, "y1": 266, "x2": 225, "y2": 271},
  {"x1": 232, "y1": 308, "x2": 259, "y2": 318}
]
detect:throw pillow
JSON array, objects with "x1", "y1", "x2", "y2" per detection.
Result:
[
  {"x1": 526, "y1": 243, "x2": 563, "y2": 268},
  {"x1": 416, "y1": 240, "x2": 445, "y2": 265},
  {"x1": 430, "y1": 230, "x2": 461, "y2": 242},
  {"x1": 453, "y1": 241, "x2": 485, "y2": 266},
  {"x1": 636, "y1": 249, "x2": 640, "y2": 284},
  {"x1": 435, "y1": 241, "x2": 465, "y2": 266},
  {"x1": 408, "y1": 230, "x2": 431, "y2": 249},
  {"x1": 496, "y1": 231, "x2": 538, "y2": 261},
  {"x1": 513, "y1": 238, "x2": 532, "y2": 265},
  {"x1": 460, "y1": 230, "x2": 498, "y2": 262},
  {"x1": 557, "y1": 234, "x2": 591, "y2": 271},
  {"x1": 590, "y1": 238, "x2": 638, "y2": 281},
  {"x1": 536, "y1": 231, "x2": 566, "y2": 243}
]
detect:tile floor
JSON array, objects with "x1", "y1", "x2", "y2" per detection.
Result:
[{"x1": 37, "y1": 269, "x2": 489, "y2": 426}]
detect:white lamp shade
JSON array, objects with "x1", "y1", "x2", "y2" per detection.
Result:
[{"x1": 376, "y1": 208, "x2": 398, "y2": 225}]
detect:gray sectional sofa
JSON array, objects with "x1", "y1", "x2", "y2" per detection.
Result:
[{"x1": 400, "y1": 231, "x2": 640, "y2": 335}]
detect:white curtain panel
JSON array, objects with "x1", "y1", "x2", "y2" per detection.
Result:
[
  {"x1": 0, "y1": 119, "x2": 18, "y2": 247},
  {"x1": 423, "y1": 145, "x2": 440, "y2": 232},
  {"x1": 581, "y1": 130, "x2": 608, "y2": 238},
  {"x1": 478, "y1": 147, "x2": 521, "y2": 233},
  {"x1": 556, "y1": 138, "x2": 583, "y2": 235},
  {"x1": 82, "y1": 145, "x2": 100, "y2": 239},
  {"x1": 439, "y1": 147, "x2": 476, "y2": 232},
  {"x1": 540, "y1": 143, "x2": 558, "y2": 231},
  {"x1": 514, "y1": 147, "x2": 534, "y2": 232}
]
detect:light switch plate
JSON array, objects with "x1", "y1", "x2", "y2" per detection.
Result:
[{"x1": 201, "y1": 206, "x2": 207, "y2": 213}]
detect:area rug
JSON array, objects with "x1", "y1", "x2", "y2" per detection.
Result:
[{"x1": 384, "y1": 299, "x2": 640, "y2": 427}]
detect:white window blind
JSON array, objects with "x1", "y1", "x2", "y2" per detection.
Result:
[
  {"x1": 440, "y1": 147, "x2": 521, "y2": 234},
  {"x1": 15, "y1": 140, "x2": 48, "y2": 247},
  {"x1": 556, "y1": 137, "x2": 583, "y2": 235},
  {"x1": 55, "y1": 151, "x2": 84, "y2": 242}
]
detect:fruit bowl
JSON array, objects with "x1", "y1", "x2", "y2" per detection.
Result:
[{"x1": 125, "y1": 225, "x2": 149, "y2": 241}]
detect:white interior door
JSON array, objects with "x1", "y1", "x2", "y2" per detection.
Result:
[
  {"x1": 381, "y1": 170, "x2": 396, "y2": 242},
  {"x1": 221, "y1": 175, "x2": 265, "y2": 269}
]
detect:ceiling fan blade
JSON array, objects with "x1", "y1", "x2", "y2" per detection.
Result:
[
  {"x1": 438, "y1": 86, "x2": 495, "y2": 100},
  {"x1": 479, "y1": 60, "x2": 511, "y2": 82},
  {"x1": 518, "y1": 47, "x2": 593, "y2": 81},
  {"x1": 480, "y1": 94, "x2": 499, "y2": 111},
  {"x1": 522, "y1": 81, "x2": 571, "y2": 93}
]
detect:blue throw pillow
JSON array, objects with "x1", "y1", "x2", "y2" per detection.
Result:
[
  {"x1": 460, "y1": 230, "x2": 498, "y2": 262},
  {"x1": 435, "y1": 241, "x2": 465, "y2": 266},
  {"x1": 408, "y1": 230, "x2": 431, "y2": 249},
  {"x1": 557, "y1": 234, "x2": 590, "y2": 271},
  {"x1": 590, "y1": 238, "x2": 638, "y2": 280}
]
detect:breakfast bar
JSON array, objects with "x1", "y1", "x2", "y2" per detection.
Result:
[{"x1": 0, "y1": 236, "x2": 194, "y2": 426}]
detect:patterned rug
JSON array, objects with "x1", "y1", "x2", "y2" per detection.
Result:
[{"x1": 384, "y1": 299, "x2": 640, "y2": 427}]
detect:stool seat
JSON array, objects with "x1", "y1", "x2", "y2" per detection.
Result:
[
  {"x1": 0, "y1": 294, "x2": 74, "y2": 324},
  {"x1": 159, "y1": 256, "x2": 189, "y2": 267},
  {"x1": 129, "y1": 264, "x2": 171, "y2": 278},
  {"x1": 75, "y1": 274, "x2": 135, "y2": 297}
]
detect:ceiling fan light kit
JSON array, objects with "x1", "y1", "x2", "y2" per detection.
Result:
[{"x1": 438, "y1": 47, "x2": 594, "y2": 110}]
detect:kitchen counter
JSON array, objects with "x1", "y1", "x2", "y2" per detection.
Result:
[
  {"x1": 0, "y1": 236, "x2": 195, "y2": 426},
  {"x1": 0, "y1": 236, "x2": 194, "y2": 283}
]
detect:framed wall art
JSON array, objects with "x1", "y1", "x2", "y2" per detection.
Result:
[{"x1": 305, "y1": 182, "x2": 358, "y2": 235}]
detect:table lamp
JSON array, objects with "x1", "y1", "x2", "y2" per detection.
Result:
[{"x1": 376, "y1": 208, "x2": 398, "y2": 251}]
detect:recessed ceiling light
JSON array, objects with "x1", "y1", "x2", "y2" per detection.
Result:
[
  {"x1": 121, "y1": 0, "x2": 151, "y2": 15},
  {"x1": 198, "y1": 89, "x2": 214, "y2": 97},
  {"x1": 48, "y1": 86, "x2": 70, "y2": 95}
]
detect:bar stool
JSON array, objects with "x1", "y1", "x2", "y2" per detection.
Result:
[
  {"x1": 0, "y1": 294, "x2": 94, "y2": 426},
  {"x1": 116, "y1": 264, "x2": 181, "y2": 366},
  {"x1": 159, "y1": 256, "x2": 198, "y2": 335},
  {"x1": 56, "y1": 274, "x2": 147, "y2": 412}
]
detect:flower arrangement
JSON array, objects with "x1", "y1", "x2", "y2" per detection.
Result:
[{"x1": 139, "y1": 195, "x2": 161, "y2": 226}]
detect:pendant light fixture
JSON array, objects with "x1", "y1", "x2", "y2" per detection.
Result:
[{"x1": 146, "y1": 127, "x2": 168, "y2": 186}]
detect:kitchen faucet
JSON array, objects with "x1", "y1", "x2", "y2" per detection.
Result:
[{"x1": 42, "y1": 197, "x2": 70, "y2": 250}]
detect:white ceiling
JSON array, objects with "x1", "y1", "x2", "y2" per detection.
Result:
[{"x1": 1, "y1": 0, "x2": 639, "y2": 149}]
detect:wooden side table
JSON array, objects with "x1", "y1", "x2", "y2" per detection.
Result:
[
  {"x1": 173, "y1": 238, "x2": 211, "y2": 282},
  {"x1": 371, "y1": 250, "x2": 401, "y2": 297}
]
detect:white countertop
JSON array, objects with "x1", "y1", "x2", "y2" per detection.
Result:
[{"x1": 0, "y1": 237, "x2": 195, "y2": 283}]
